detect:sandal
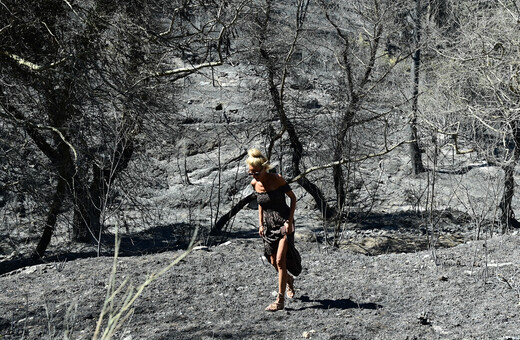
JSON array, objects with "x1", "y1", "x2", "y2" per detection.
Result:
[
  {"x1": 286, "y1": 275, "x2": 295, "y2": 299},
  {"x1": 265, "y1": 293, "x2": 284, "y2": 311}
]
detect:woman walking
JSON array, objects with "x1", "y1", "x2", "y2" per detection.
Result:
[{"x1": 246, "y1": 148, "x2": 300, "y2": 311}]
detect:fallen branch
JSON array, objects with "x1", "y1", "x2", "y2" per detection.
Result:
[{"x1": 211, "y1": 193, "x2": 255, "y2": 235}]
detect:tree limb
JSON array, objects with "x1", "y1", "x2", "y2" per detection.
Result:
[
  {"x1": 290, "y1": 139, "x2": 416, "y2": 183},
  {"x1": 0, "y1": 51, "x2": 69, "y2": 72}
]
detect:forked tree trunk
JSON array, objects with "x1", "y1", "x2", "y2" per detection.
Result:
[{"x1": 72, "y1": 139, "x2": 135, "y2": 243}]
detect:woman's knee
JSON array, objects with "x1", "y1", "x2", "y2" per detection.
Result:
[{"x1": 275, "y1": 256, "x2": 286, "y2": 269}]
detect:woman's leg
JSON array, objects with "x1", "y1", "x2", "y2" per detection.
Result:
[
  {"x1": 286, "y1": 274, "x2": 295, "y2": 298},
  {"x1": 270, "y1": 254, "x2": 278, "y2": 270},
  {"x1": 271, "y1": 249, "x2": 294, "y2": 298},
  {"x1": 265, "y1": 237, "x2": 288, "y2": 311},
  {"x1": 275, "y1": 236, "x2": 289, "y2": 296}
]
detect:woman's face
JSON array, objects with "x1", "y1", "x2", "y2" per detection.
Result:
[{"x1": 248, "y1": 165, "x2": 264, "y2": 179}]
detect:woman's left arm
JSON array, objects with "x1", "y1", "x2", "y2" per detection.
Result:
[{"x1": 286, "y1": 189, "x2": 296, "y2": 234}]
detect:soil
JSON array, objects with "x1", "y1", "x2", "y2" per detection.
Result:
[{"x1": 2, "y1": 210, "x2": 520, "y2": 340}]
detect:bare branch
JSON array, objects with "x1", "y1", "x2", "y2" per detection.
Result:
[
  {"x1": 497, "y1": 0, "x2": 518, "y2": 21},
  {"x1": 289, "y1": 139, "x2": 416, "y2": 183},
  {"x1": 131, "y1": 0, "x2": 248, "y2": 88},
  {"x1": 421, "y1": 117, "x2": 474, "y2": 154},
  {"x1": 0, "y1": 24, "x2": 11, "y2": 34},
  {"x1": 1, "y1": 51, "x2": 69, "y2": 72},
  {"x1": 3, "y1": 104, "x2": 77, "y2": 162}
]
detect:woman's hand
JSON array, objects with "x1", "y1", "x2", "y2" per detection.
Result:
[
  {"x1": 284, "y1": 220, "x2": 294, "y2": 234},
  {"x1": 259, "y1": 225, "x2": 264, "y2": 237}
]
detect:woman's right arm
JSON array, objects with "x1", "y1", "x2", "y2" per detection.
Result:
[
  {"x1": 258, "y1": 204, "x2": 264, "y2": 237},
  {"x1": 252, "y1": 179, "x2": 264, "y2": 237}
]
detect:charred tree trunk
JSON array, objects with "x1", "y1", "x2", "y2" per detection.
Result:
[
  {"x1": 332, "y1": 149, "x2": 346, "y2": 212},
  {"x1": 325, "y1": 4, "x2": 382, "y2": 215},
  {"x1": 410, "y1": 0, "x2": 426, "y2": 175},
  {"x1": 500, "y1": 120, "x2": 520, "y2": 232},
  {"x1": 500, "y1": 163, "x2": 516, "y2": 232},
  {"x1": 33, "y1": 176, "x2": 68, "y2": 259},
  {"x1": 211, "y1": 193, "x2": 256, "y2": 235},
  {"x1": 72, "y1": 187, "x2": 95, "y2": 243},
  {"x1": 73, "y1": 166, "x2": 111, "y2": 243},
  {"x1": 332, "y1": 105, "x2": 357, "y2": 213},
  {"x1": 73, "y1": 138, "x2": 135, "y2": 242}
]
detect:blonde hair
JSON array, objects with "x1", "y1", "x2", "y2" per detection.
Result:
[{"x1": 246, "y1": 148, "x2": 272, "y2": 170}]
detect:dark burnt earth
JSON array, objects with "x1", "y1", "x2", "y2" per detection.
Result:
[{"x1": 1, "y1": 224, "x2": 520, "y2": 340}]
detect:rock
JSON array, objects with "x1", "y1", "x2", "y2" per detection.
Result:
[
  {"x1": 302, "y1": 330, "x2": 316, "y2": 338},
  {"x1": 304, "y1": 98, "x2": 321, "y2": 109}
]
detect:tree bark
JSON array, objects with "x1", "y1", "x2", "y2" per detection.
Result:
[
  {"x1": 332, "y1": 105, "x2": 357, "y2": 212},
  {"x1": 500, "y1": 163, "x2": 516, "y2": 232},
  {"x1": 211, "y1": 193, "x2": 256, "y2": 235},
  {"x1": 410, "y1": 0, "x2": 426, "y2": 175},
  {"x1": 72, "y1": 138, "x2": 135, "y2": 242},
  {"x1": 500, "y1": 120, "x2": 520, "y2": 232},
  {"x1": 33, "y1": 176, "x2": 68, "y2": 259}
]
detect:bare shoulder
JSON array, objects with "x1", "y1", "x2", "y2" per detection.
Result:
[{"x1": 274, "y1": 173, "x2": 288, "y2": 186}]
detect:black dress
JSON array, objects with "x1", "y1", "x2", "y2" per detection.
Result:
[{"x1": 256, "y1": 183, "x2": 302, "y2": 276}]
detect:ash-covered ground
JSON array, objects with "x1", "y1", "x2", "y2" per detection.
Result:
[{"x1": 2, "y1": 216, "x2": 520, "y2": 340}]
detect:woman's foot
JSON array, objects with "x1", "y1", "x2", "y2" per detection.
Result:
[
  {"x1": 265, "y1": 293, "x2": 284, "y2": 311},
  {"x1": 286, "y1": 275, "x2": 295, "y2": 299}
]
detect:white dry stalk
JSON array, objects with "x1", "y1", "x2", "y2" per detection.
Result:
[
  {"x1": 44, "y1": 300, "x2": 56, "y2": 339},
  {"x1": 92, "y1": 226, "x2": 198, "y2": 340},
  {"x1": 497, "y1": 272, "x2": 520, "y2": 305},
  {"x1": 64, "y1": 299, "x2": 78, "y2": 340}
]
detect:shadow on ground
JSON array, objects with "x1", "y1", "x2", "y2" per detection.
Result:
[
  {"x1": 330, "y1": 209, "x2": 498, "y2": 255},
  {"x1": 346, "y1": 209, "x2": 479, "y2": 234},
  {"x1": 288, "y1": 295, "x2": 383, "y2": 311},
  {"x1": 0, "y1": 222, "x2": 198, "y2": 276}
]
